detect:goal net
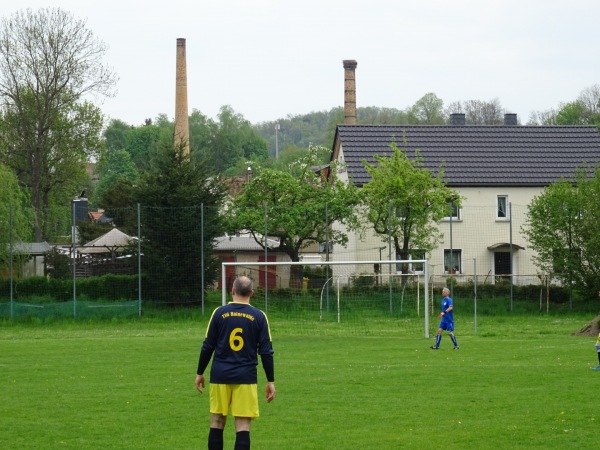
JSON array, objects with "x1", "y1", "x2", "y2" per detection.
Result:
[{"x1": 220, "y1": 259, "x2": 431, "y2": 338}]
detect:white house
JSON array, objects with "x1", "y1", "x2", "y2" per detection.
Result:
[{"x1": 329, "y1": 114, "x2": 600, "y2": 285}]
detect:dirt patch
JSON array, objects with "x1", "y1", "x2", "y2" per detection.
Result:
[{"x1": 572, "y1": 315, "x2": 600, "y2": 336}]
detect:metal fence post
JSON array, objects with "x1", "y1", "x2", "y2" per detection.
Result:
[{"x1": 137, "y1": 203, "x2": 142, "y2": 318}]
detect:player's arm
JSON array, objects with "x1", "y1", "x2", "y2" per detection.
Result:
[
  {"x1": 258, "y1": 313, "x2": 276, "y2": 402},
  {"x1": 439, "y1": 305, "x2": 453, "y2": 317},
  {"x1": 260, "y1": 353, "x2": 275, "y2": 402},
  {"x1": 195, "y1": 310, "x2": 219, "y2": 393},
  {"x1": 260, "y1": 353, "x2": 274, "y2": 383},
  {"x1": 195, "y1": 344, "x2": 215, "y2": 394}
]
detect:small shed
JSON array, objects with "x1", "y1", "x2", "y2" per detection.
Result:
[{"x1": 11, "y1": 241, "x2": 53, "y2": 277}]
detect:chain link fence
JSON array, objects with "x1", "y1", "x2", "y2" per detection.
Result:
[{"x1": 0, "y1": 201, "x2": 581, "y2": 319}]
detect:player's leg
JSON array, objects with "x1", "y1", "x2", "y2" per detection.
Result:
[
  {"x1": 449, "y1": 331, "x2": 459, "y2": 349},
  {"x1": 234, "y1": 417, "x2": 252, "y2": 449},
  {"x1": 431, "y1": 328, "x2": 443, "y2": 349},
  {"x1": 446, "y1": 322, "x2": 458, "y2": 349},
  {"x1": 208, "y1": 414, "x2": 227, "y2": 450},
  {"x1": 231, "y1": 384, "x2": 259, "y2": 449},
  {"x1": 208, "y1": 384, "x2": 231, "y2": 450}
]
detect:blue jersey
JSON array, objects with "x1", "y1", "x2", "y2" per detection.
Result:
[
  {"x1": 200, "y1": 302, "x2": 274, "y2": 384},
  {"x1": 441, "y1": 296, "x2": 454, "y2": 322}
]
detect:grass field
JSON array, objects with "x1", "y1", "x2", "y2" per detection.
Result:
[{"x1": 1, "y1": 314, "x2": 599, "y2": 449}]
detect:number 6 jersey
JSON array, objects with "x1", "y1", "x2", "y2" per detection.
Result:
[{"x1": 197, "y1": 301, "x2": 274, "y2": 384}]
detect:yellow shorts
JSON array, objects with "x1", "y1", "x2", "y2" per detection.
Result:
[{"x1": 209, "y1": 384, "x2": 259, "y2": 418}]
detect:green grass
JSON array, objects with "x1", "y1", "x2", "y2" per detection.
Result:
[{"x1": 1, "y1": 315, "x2": 598, "y2": 449}]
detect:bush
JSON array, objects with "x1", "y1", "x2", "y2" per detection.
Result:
[{"x1": 0, "y1": 275, "x2": 139, "y2": 302}]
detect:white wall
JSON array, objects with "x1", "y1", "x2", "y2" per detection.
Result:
[{"x1": 332, "y1": 145, "x2": 545, "y2": 283}]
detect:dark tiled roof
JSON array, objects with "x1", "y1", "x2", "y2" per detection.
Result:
[{"x1": 333, "y1": 124, "x2": 600, "y2": 187}]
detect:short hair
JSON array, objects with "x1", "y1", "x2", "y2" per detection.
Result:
[
  {"x1": 233, "y1": 276, "x2": 254, "y2": 297},
  {"x1": 442, "y1": 287, "x2": 450, "y2": 294}
]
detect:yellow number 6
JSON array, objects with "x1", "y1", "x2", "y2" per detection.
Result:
[{"x1": 229, "y1": 327, "x2": 244, "y2": 351}]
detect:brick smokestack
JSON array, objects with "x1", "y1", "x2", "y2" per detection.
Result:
[
  {"x1": 343, "y1": 60, "x2": 358, "y2": 125},
  {"x1": 175, "y1": 38, "x2": 190, "y2": 154}
]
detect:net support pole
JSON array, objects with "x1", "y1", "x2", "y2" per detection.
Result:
[
  {"x1": 9, "y1": 204, "x2": 13, "y2": 319},
  {"x1": 417, "y1": 277, "x2": 420, "y2": 317},
  {"x1": 336, "y1": 277, "x2": 341, "y2": 324},
  {"x1": 137, "y1": 203, "x2": 142, "y2": 318},
  {"x1": 221, "y1": 268, "x2": 227, "y2": 305},
  {"x1": 72, "y1": 201, "x2": 77, "y2": 319},
  {"x1": 424, "y1": 260, "x2": 429, "y2": 339},
  {"x1": 200, "y1": 203, "x2": 205, "y2": 316},
  {"x1": 264, "y1": 203, "x2": 268, "y2": 313},
  {"x1": 473, "y1": 258, "x2": 478, "y2": 336}
]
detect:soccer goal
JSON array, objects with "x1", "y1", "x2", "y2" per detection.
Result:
[{"x1": 221, "y1": 259, "x2": 430, "y2": 338}]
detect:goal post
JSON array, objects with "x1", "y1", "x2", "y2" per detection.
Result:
[{"x1": 221, "y1": 259, "x2": 430, "y2": 338}]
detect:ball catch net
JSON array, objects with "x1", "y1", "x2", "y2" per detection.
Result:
[{"x1": 220, "y1": 260, "x2": 431, "y2": 337}]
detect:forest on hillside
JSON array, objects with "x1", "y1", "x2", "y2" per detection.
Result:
[{"x1": 252, "y1": 87, "x2": 600, "y2": 160}]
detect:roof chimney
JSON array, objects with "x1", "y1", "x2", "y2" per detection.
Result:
[
  {"x1": 450, "y1": 113, "x2": 466, "y2": 126},
  {"x1": 504, "y1": 113, "x2": 518, "y2": 126},
  {"x1": 175, "y1": 38, "x2": 190, "y2": 154},
  {"x1": 343, "y1": 60, "x2": 358, "y2": 125}
]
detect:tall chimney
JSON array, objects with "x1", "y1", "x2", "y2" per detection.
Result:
[
  {"x1": 175, "y1": 38, "x2": 190, "y2": 154},
  {"x1": 343, "y1": 60, "x2": 358, "y2": 125}
]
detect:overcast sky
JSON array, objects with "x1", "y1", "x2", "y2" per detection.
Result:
[{"x1": 3, "y1": 0, "x2": 599, "y2": 126}]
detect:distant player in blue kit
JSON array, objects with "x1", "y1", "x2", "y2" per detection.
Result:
[
  {"x1": 431, "y1": 287, "x2": 459, "y2": 350},
  {"x1": 593, "y1": 332, "x2": 600, "y2": 370},
  {"x1": 195, "y1": 276, "x2": 275, "y2": 450}
]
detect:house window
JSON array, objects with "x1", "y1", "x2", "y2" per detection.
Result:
[
  {"x1": 444, "y1": 249, "x2": 461, "y2": 274},
  {"x1": 444, "y1": 202, "x2": 460, "y2": 220},
  {"x1": 497, "y1": 195, "x2": 509, "y2": 219}
]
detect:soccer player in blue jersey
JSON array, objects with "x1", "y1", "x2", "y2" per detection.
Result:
[
  {"x1": 593, "y1": 332, "x2": 600, "y2": 370},
  {"x1": 430, "y1": 287, "x2": 459, "y2": 350},
  {"x1": 195, "y1": 276, "x2": 275, "y2": 450}
]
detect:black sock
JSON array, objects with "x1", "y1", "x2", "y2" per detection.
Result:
[
  {"x1": 208, "y1": 427, "x2": 224, "y2": 450},
  {"x1": 234, "y1": 431, "x2": 250, "y2": 450}
]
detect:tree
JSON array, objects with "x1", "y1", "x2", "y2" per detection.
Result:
[
  {"x1": 407, "y1": 93, "x2": 445, "y2": 124},
  {"x1": 577, "y1": 84, "x2": 600, "y2": 126},
  {"x1": 225, "y1": 144, "x2": 360, "y2": 283},
  {"x1": 358, "y1": 106, "x2": 410, "y2": 125},
  {"x1": 196, "y1": 106, "x2": 263, "y2": 174},
  {"x1": 555, "y1": 101, "x2": 588, "y2": 125},
  {"x1": 43, "y1": 247, "x2": 71, "y2": 279},
  {"x1": 0, "y1": 8, "x2": 117, "y2": 240},
  {"x1": 93, "y1": 149, "x2": 139, "y2": 207},
  {"x1": 133, "y1": 142, "x2": 227, "y2": 303},
  {"x1": 104, "y1": 119, "x2": 132, "y2": 152},
  {"x1": 522, "y1": 168, "x2": 600, "y2": 297},
  {"x1": 188, "y1": 109, "x2": 214, "y2": 159},
  {"x1": 445, "y1": 98, "x2": 505, "y2": 124},
  {"x1": 0, "y1": 163, "x2": 34, "y2": 268},
  {"x1": 123, "y1": 124, "x2": 163, "y2": 170},
  {"x1": 360, "y1": 141, "x2": 460, "y2": 273},
  {"x1": 527, "y1": 109, "x2": 558, "y2": 126},
  {"x1": 529, "y1": 84, "x2": 600, "y2": 128}
]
